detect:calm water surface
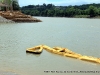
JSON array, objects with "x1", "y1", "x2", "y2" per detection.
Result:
[{"x1": 0, "y1": 17, "x2": 100, "y2": 75}]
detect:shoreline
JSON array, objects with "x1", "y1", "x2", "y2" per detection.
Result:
[{"x1": 35, "y1": 16, "x2": 100, "y2": 19}]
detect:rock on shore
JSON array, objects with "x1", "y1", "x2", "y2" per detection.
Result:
[
  {"x1": 0, "y1": 11, "x2": 42, "y2": 23},
  {"x1": 0, "y1": 16, "x2": 15, "y2": 23}
]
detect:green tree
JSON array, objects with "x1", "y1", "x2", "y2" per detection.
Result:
[
  {"x1": 43, "y1": 3, "x2": 46, "y2": 7},
  {"x1": 75, "y1": 8, "x2": 81, "y2": 15},
  {"x1": 87, "y1": 5, "x2": 99, "y2": 17},
  {"x1": 33, "y1": 10, "x2": 39, "y2": 16},
  {"x1": 21, "y1": 3, "x2": 100, "y2": 17},
  {"x1": 98, "y1": 7, "x2": 100, "y2": 15},
  {"x1": 47, "y1": 4, "x2": 54, "y2": 9},
  {"x1": 54, "y1": 8, "x2": 60, "y2": 16},
  {"x1": 12, "y1": 0, "x2": 20, "y2": 10},
  {"x1": 47, "y1": 10, "x2": 55, "y2": 16},
  {"x1": 66, "y1": 7, "x2": 75, "y2": 17}
]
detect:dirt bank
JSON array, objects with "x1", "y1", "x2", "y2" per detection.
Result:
[{"x1": 0, "y1": 11, "x2": 42, "y2": 23}]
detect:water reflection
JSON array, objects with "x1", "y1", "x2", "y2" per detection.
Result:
[{"x1": 26, "y1": 52, "x2": 41, "y2": 57}]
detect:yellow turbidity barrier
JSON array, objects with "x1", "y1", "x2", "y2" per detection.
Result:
[
  {"x1": 26, "y1": 45, "x2": 100, "y2": 64},
  {"x1": 26, "y1": 45, "x2": 43, "y2": 54}
]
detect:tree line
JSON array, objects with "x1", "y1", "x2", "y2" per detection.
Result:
[{"x1": 21, "y1": 3, "x2": 100, "y2": 17}]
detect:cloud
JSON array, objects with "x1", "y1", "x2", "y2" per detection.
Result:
[
  {"x1": 19, "y1": 0, "x2": 100, "y2": 7},
  {"x1": 53, "y1": 0, "x2": 100, "y2": 6},
  {"x1": 19, "y1": 0, "x2": 47, "y2": 6}
]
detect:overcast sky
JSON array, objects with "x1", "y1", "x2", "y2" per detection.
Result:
[{"x1": 19, "y1": 0, "x2": 100, "y2": 7}]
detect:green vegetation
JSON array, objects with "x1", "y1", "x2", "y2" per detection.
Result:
[
  {"x1": 21, "y1": 3, "x2": 100, "y2": 18},
  {"x1": 0, "y1": 0, "x2": 20, "y2": 11},
  {"x1": 12, "y1": 0, "x2": 20, "y2": 10}
]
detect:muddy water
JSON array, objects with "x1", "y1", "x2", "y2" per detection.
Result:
[{"x1": 0, "y1": 17, "x2": 100, "y2": 75}]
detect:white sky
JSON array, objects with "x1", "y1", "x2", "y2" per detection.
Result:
[{"x1": 19, "y1": 0, "x2": 100, "y2": 7}]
